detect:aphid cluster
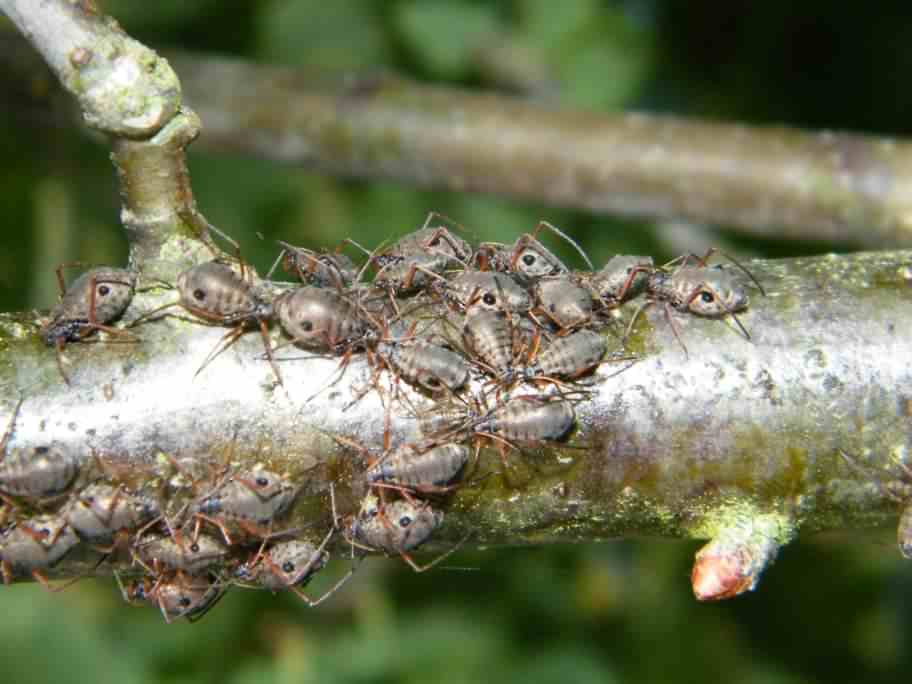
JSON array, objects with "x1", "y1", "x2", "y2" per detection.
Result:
[{"x1": 26, "y1": 212, "x2": 768, "y2": 619}]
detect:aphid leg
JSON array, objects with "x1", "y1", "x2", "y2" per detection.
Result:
[
  {"x1": 35, "y1": 569, "x2": 85, "y2": 593},
  {"x1": 178, "y1": 207, "x2": 243, "y2": 268},
  {"x1": 614, "y1": 264, "x2": 656, "y2": 305},
  {"x1": 400, "y1": 531, "x2": 472, "y2": 574},
  {"x1": 193, "y1": 513, "x2": 234, "y2": 546},
  {"x1": 257, "y1": 319, "x2": 285, "y2": 388},
  {"x1": 623, "y1": 300, "x2": 654, "y2": 346},
  {"x1": 533, "y1": 220, "x2": 595, "y2": 270},
  {"x1": 193, "y1": 326, "x2": 246, "y2": 380},
  {"x1": 661, "y1": 301, "x2": 689, "y2": 357},
  {"x1": 0, "y1": 396, "x2": 24, "y2": 457},
  {"x1": 53, "y1": 338, "x2": 73, "y2": 386},
  {"x1": 1, "y1": 560, "x2": 13, "y2": 585}
]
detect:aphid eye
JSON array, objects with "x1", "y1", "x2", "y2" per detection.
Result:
[
  {"x1": 193, "y1": 288, "x2": 206, "y2": 301},
  {"x1": 482, "y1": 293, "x2": 497, "y2": 306},
  {"x1": 368, "y1": 508, "x2": 379, "y2": 518},
  {"x1": 84, "y1": 496, "x2": 95, "y2": 504},
  {"x1": 282, "y1": 561, "x2": 295, "y2": 573},
  {"x1": 700, "y1": 292, "x2": 714, "y2": 303},
  {"x1": 255, "y1": 477, "x2": 270, "y2": 487},
  {"x1": 179, "y1": 597, "x2": 192, "y2": 608},
  {"x1": 35, "y1": 446, "x2": 48, "y2": 455},
  {"x1": 299, "y1": 320, "x2": 314, "y2": 332},
  {"x1": 97, "y1": 285, "x2": 110, "y2": 296},
  {"x1": 399, "y1": 515, "x2": 412, "y2": 527},
  {"x1": 190, "y1": 543, "x2": 200, "y2": 553}
]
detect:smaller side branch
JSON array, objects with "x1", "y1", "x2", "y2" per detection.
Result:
[{"x1": 1, "y1": 0, "x2": 180, "y2": 138}]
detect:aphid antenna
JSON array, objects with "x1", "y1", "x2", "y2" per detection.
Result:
[
  {"x1": 417, "y1": 211, "x2": 472, "y2": 264},
  {"x1": 624, "y1": 299, "x2": 690, "y2": 358},
  {"x1": 178, "y1": 207, "x2": 245, "y2": 272},
  {"x1": 529, "y1": 220, "x2": 595, "y2": 271},
  {"x1": 667, "y1": 248, "x2": 766, "y2": 297}
]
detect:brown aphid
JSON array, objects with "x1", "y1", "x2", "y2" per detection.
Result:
[
  {"x1": 349, "y1": 492, "x2": 450, "y2": 572},
  {"x1": 476, "y1": 221, "x2": 593, "y2": 283},
  {"x1": 191, "y1": 468, "x2": 299, "y2": 544},
  {"x1": 376, "y1": 338, "x2": 471, "y2": 394},
  {"x1": 441, "y1": 271, "x2": 531, "y2": 314},
  {"x1": 274, "y1": 286, "x2": 367, "y2": 353},
  {"x1": 473, "y1": 394, "x2": 576, "y2": 445},
  {"x1": 120, "y1": 571, "x2": 225, "y2": 623},
  {"x1": 627, "y1": 249, "x2": 765, "y2": 355},
  {"x1": 134, "y1": 532, "x2": 228, "y2": 574},
  {"x1": 0, "y1": 401, "x2": 82, "y2": 500},
  {"x1": 173, "y1": 260, "x2": 283, "y2": 384},
  {"x1": 367, "y1": 442, "x2": 470, "y2": 495},
  {"x1": 41, "y1": 266, "x2": 137, "y2": 384},
  {"x1": 372, "y1": 212, "x2": 473, "y2": 294},
  {"x1": 462, "y1": 310, "x2": 518, "y2": 381},
  {"x1": 526, "y1": 330, "x2": 607, "y2": 381},
  {"x1": 533, "y1": 278, "x2": 594, "y2": 330},
  {"x1": 270, "y1": 239, "x2": 367, "y2": 290},
  {"x1": 588, "y1": 255, "x2": 654, "y2": 307},
  {"x1": 236, "y1": 539, "x2": 327, "y2": 592},
  {"x1": 0, "y1": 514, "x2": 80, "y2": 587},
  {"x1": 236, "y1": 532, "x2": 354, "y2": 607},
  {"x1": 62, "y1": 482, "x2": 160, "y2": 544}
]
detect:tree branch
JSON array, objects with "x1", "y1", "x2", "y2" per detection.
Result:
[
  {"x1": 3, "y1": 2, "x2": 911, "y2": 606},
  {"x1": 2, "y1": 249, "x2": 911, "y2": 600},
  {"x1": 4, "y1": 35, "x2": 912, "y2": 248},
  {"x1": 171, "y1": 55, "x2": 912, "y2": 248}
]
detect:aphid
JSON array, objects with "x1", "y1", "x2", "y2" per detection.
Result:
[
  {"x1": 41, "y1": 266, "x2": 137, "y2": 384},
  {"x1": 235, "y1": 527, "x2": 355, "y2": 606},
  {"x1": 268, "y1": 239, "x2": 368, "y2": 290},
  {"x1": 533, "y1": 278, "x2": 595, "y2": 330},
  {"x1": 137, "y1": 260, "x2": 282, "y2": 385},
  {"x1": 134, "y1": 532, "x2": 228, "y2": 574},
  {"x1": 525, "y1": 330, "x2": 608, "y2": 381},
  {"x1": 587, "y1": 255, "x2": 654, "y2": 308},
  {"x1": 476, "y1": 221, "x2": 594, "y2": 282},
  {"x1": 462, "y1": 310, "x2": 518, "y2": 382},
  {"x1": 0, "y1": 514, "x2": 80, "y2": 587},
  {"x1": 372, "y1": 213, "x2": 473, "y2": 295},
  {"x1": 472, "y1": 394, "x2": 577, "y2": 446},
  {"x1": 274, "y1": 286, "x2": 367, "y2": 353},
  {"x1": 0, "y1": 402, "x2": 82, "y2": 499},
  {"x1": 628, "y1": 253, "x2": 764, "y2": 354},
  {"x1": 367, "y1": 442, "x2": 470, "y2": 495},
  {"x1": 349, "y1": 492, "x2": 451, "y2": 572},
  {"x1": 191, "y1": 468, "x2": 299, "y2": 544},
  {"x1": 435, "y1": 271, "x2": 531, "y2": 314},
  {"x1": 376, "y1": 337, "x2": 471, "y2": 394},
  {"x1": 119, "y1": 571, "x2": 225, "y2": 623},
  {"x1": 62, "y1": 482, "x2": 160, "y2": 544}
]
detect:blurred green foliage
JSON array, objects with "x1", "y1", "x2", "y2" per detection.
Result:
[{"x1": 1, "y1": 1, "x2": 911, "y2": 683}]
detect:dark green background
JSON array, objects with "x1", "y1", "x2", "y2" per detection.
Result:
[{"x1": 1, "y1": 2, "x2": 910, "y2": 683}]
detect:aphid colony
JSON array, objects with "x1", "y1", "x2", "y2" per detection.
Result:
[
  {"x1": 0, "y1": 397, "x2": 354, "y2": 622},
  {"x1": 19, "y1": 213, "x2": 769, "y2": 621}
]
